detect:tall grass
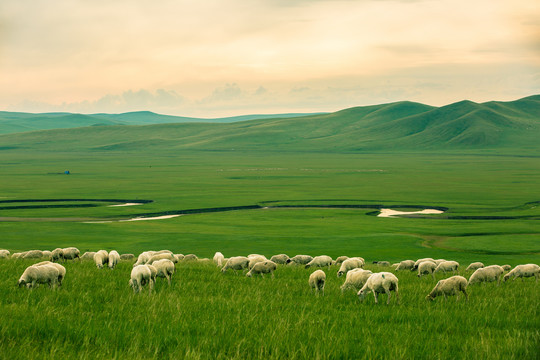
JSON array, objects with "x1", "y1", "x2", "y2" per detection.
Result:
[{"x1": 1, "y1": 259, "x2": 538, "y2": 359}]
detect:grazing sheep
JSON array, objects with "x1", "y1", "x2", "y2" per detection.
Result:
[
  {"x1": 94, "y1": 250, "x2": 109, "y2": 269},
  {"x1": 340, "y1": 269, "x2": 373, "y2": 292},
  {"x1": 33, "y1": 261, "x2": 67, "y2": 286},
  {"x1": 337, "y1": 258, "x2": 364, "y2": 277},
  {"x1": 309, "y1": 270, "x2": 326, "y2": 295},
  {"x1": 375, "y1": 261, "x2": 391, "y2": 267},
  {"x1": 183, "y1": 254, "x2": 198, "y2": 262},
  {"x1": 426, "y1": 275, "x2": 468, "y2": 302},
  {"x1": 305, "y1": 255, "x2": 333, "y2": 269},
  {"x1": 503, "y1": 264, "x2": 540, "y2": 282},
  {"x1": 152, "y1": 259, "x2": 175, "y2": 285},
  {"x1": 247, "y1": 254, "x2": 264, "y2": 259},
  {"x1": 22, "y1": 250, "x2": 44, "y2": 259},
  {"x1": 270, "y1": 254, "x2": 289, "y2": 265},
  {"x1": 334, "y1": 256, "x2": 349, "y2": 265},
  {"x1": 433, "y1": 259, "x2": 447, "y2": 265},
  {"x1": 42, "y1": 250, "x2": 52, "y2": 259},
  {"x1": 146, "y1": 264, "x2": 158, "y2": 283},
  {"x1": 129, "y1": 265, "x2": 154, "y2": 293},
  {"x1": 501, "y1": 264, "x2": 512, "y2": 271},
  {"x1": 18, "y1": 264, "x2": 59, "y2": 289},
  {"x1": 120, "y1": 253, "x2": 135, "y2": 261},
  {"x1": 62, "y1": 247, "x2": 80, "y2": 261},
  {"x1": 413, "y1": 258, "x2": 435, "y2": 270},
  {"x1": 395, "y1": 260, "x2": 415, "y2": 271},
  {"x1": 174, "y1": 254, "x2": 185, "y2": 262},
  {"x1": 469, "y1": 265, "x2": 505, "y2": 285},
  {"x1": 221, "y1": 256, "x2": 250, "y2": 273},
  {"x1": 434, "y1": 261, "x2": 459, "y2": 274},
  {"x1": 198, "y1": 258, "x2": 212, "y2": 264},
  {"x1": 248, "y1": 255, "x2": 268, "y2": 270},
  {"x1": 134, "y1": 251, "x2": 155, "y2": 267},
  {"x1": 213, "y1": 252, "x2": 225, "y2": 267},
  {"x1": 108, "y1": 250, "x2": 120, "y2": 269},
  {"x1": 0, "y1": 250, "x2": 9, "y2": 259},
  {"x1": 246, "y1": 261, "x2": 277, "y2": 278},
  {"x1": 51, "y1": 248, "x2": 64, "y2": 262},
  {"x1": 417, "y1": 261, "x2": 437, "y2": 280},
  {"x1": 81, "y1": 251, "x2": 96, "y2": 261},
  {"x1": 466, "y1": 262, "x2": 484, "y2": 271},
  {"x1": 146, "y1": 253, "x2": 177, "y2": 265},
  {"x1": 11, "y1": 252, "x2": 23, "y2": 260},
  {"x1": 357, "y1": 272, "x2": 399, "y2": 305},
  {"x1": 286, "y1": 255, "x2": 313, "y2": 265}
]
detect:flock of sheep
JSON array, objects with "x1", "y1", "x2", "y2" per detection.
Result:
[{"x1": 3, "y1": 248, "x2": 539, "y2": 304}]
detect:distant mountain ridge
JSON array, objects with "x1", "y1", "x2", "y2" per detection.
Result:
[
  {"x1": 0, "y1": 110, "x2": 325, "y2": 135},
  {"x1": 0, "y1": 95, "x2": 538, "y2": 153}
]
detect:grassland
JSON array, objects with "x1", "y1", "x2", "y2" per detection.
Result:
[{"x1": 0, "y1": 95, "x2": 539, "y2": 358}]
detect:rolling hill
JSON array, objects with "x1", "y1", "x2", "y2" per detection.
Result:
[{"x1": 0, "y1": 95, "x2": 538, "y2": 153}]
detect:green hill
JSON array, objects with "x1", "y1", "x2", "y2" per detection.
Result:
[
  {"x1": 0, "y1": 111, "x2": 323, "y2": 135},
  {"x1": 0, "y1": 96, "x2": 538, "y2": 154}
]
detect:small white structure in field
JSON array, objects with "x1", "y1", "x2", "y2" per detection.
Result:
[
  {"x1": 246, "y1": 261, "x2": 277, "y2": 278},
  {"x1": 309, "y1": 270, "x2": 326, "y2": 295},
  {"x1": 357, "y1": 272, "x2": 399, "y2": 305},
  {"x1": 426, "y1": 275, "x2": 468, "y2": 302},
  {"x1": 503, "y1": 264, "x2": 540, "y2": 282}
]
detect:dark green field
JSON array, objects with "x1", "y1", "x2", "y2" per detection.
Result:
[{"x1": 0, "y1": 96, "x2": 539, "y2": 358}]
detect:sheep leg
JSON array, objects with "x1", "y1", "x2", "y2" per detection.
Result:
[
  {"x1": 431, "y1": 272, "x2": 435, "y2": 280},
  {"x1": 385, "y1": 288, "x2": 391, "y2": 305},
  {"x1": 373, "y1": 292, "x2": 378, "y2": 304}
]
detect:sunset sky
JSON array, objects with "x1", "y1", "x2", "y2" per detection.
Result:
[{"x1": 1, "y1": 0, "x2": 538, "y2": 117}]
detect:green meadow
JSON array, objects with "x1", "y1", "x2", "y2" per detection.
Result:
[{"x1": 0, "y1": 96, "x2": 539, "y2": 358}]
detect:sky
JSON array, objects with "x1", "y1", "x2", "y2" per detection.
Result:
[{"x1": 1, "y1": 0, "x2": 539, "y2": 117}]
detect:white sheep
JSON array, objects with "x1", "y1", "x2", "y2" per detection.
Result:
[
  {"x1": 305, "y1": 255, "x2": 333, "y2": 269},
  {"x1": 334, "y1": 256, "x2": 349, "y2": 265},
  {"x1": 22, "y1": 250, "x2": 44, "y2": 259},
  {"x1": 183, "y1": 254, "x2": 198, "y2": 262},
  {"x1": 417, "y1": 261, "x2": 437, "y2": 280},
  {"x1": 94, "y1": 250, "x2": 109, "y2": 269},
  {"x1": 81, "y1": 251, "x2": 96, "y2": 261},
  {"x1": 426, "y1": 275, "x2": 468, "y2": 302},
  {"x1": 469, "y1": 265, "x2": 505, "y2": 285},
  {"x1": 270, "y1": 254, "x2": 289, "y2": 265},
  {"x1": 146, "y1": 252, "x2": 177, "y2": 265},
  {"x1": 434, "y1": 261, "x2": 459, "y2": 274},
  {"x1": 18, "y1": 264, "x2": 59, "y2": 289},
  {"x1": 151, "y1": 259, "x2": 175, "y2": 285},
  {"x1": 0, "y1": 250, "x2": 10, "y2": 259},
  {"x1": 51, "y1": 248, "x2": 64, "y2": 262},
  {"x1": 503, "y1": 264, "x2": 540, "y2": 282},
  {"x1": 174, "y1": 254, "x2": 185, "y2": 262},
  {"x1": 375, "y1": 261, "x2": 391, "y2": 267},
  {"x1": 42, "y1": 250, "x2": 52, "y2": 259},
  {"x1": 413, "y1": 258, "x2": 435, "y2": 270},
  {"x1": 286, "y1": 255, "x2": 313, "y2": 265},
  {"x1": 309, "y1": 270, "x2": 326, "y2": 295},
  {"x1": 246, "y1": 260, "x2": 277, "y2": 278},
  {"x1": 357, "y1": 272, "x2": 399, "y2": 305},
  {"x1": 213, "y1": 252, "x2": 225, "y2": 267},
  {"x1": 129, "y1": 265, "x2": 154, "y2": 293},
  {"x1": 120, "y1": 253, "x2": 135, "y2": 261},
  {"x1": 466, "y1": 262, "x2": 484, "y2": 271},
  {"x1": 134, "y1": 251, "x2": 155, "y2": 267},
  {"x1": 221, "y1": 256, "x2": 250, "y2": 273},
  {"x1": 248, "y1": 255, "x2": 268, "y2": 270},
  {"x1": 433, "y1": 259, "x2": 447, "y2": 265},
  {"x1": 11, "y1": 252, "x2": 23, "y2": 260},
  {"x1": 33, "y1": 261, "x2": 67, "y2": 286},
  {"x1": 337, "y1": 258, "x2": 364, "y2": 277},
  {"x1": 108, "y1": 250, "x2": 121, "y2": 269},
  {"x1": 394, "y1": 260, "x2": 415, "y2": 271},
  {"x1": 340, "y1": 269, "x2": 373, "y2": 292},
  {"x1": 501, "y1": 264, "x2": 512, "y2": 271},
  {"x1": 62, "y1": 247, "x2": 80, "y2": 260}
]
